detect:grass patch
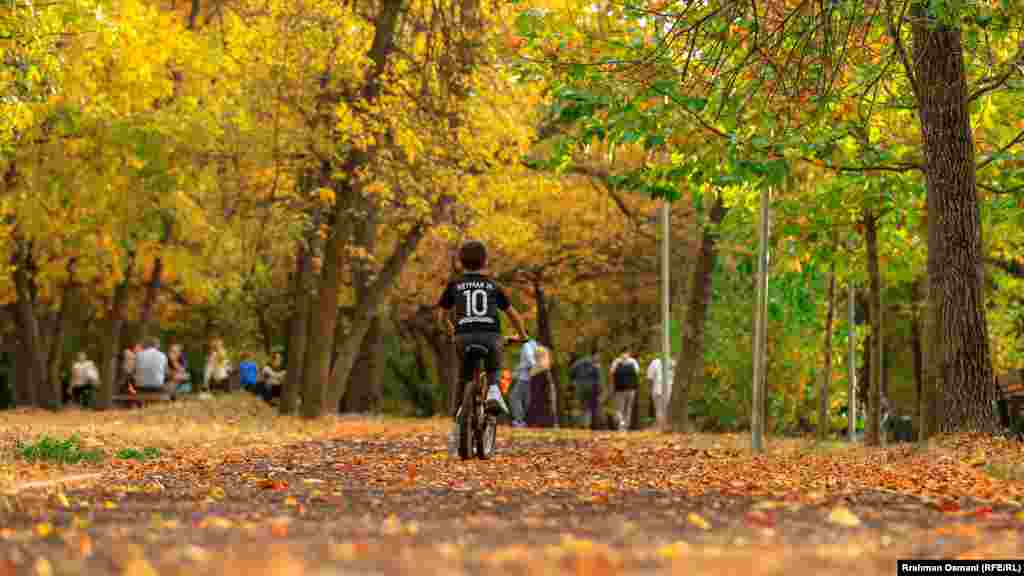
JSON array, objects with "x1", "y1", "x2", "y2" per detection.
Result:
[
  {"x1": 115, "y1": 447, "x2": 161, "y2": 461},
  {"x1": 16, "y1": 435, "x2": 104, "y2": 464}
]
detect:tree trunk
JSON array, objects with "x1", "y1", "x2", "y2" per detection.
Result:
[
  {"x1": 672, "y1": 195, "x2": 727, "y2": 433},
  {"x1": 864, "y1": 210, "x2": 883, "y2": 446},
  {"x1": 97, "y1": 272, "x2": 131, "y2": 410},
  {"x1": 47, "y1": 264, "x2": 77, "y2": 410},
  {"x1": 280, "y1": 241, "x2": 313, "y2": 414},
  {"x1": 534, "y1": 278, "x2": 562, "y2": 426},
  {"x1": 257, "y1": 308, "x2": 274, "y2": 357},
  {"x1": 325, "y1": 226, "x2": 427, "y2": 413},
  {"x1": 818, "y1": 262, "x2": 836, "y2": 441},
  {"x1": 342, "y1": 314, "x2": 384, "y2": 412},
  {"x1": 342, "y1": 194, "x2": 383, "y2": 413},
  {"x1": 138, "y1": 256, "x2": 163, "y2": 341},
  {"x1": 912, "y1": 5, "x2": 997, "y2": 432},
  {"x1": 300, "y1": 0, "x2": 403, "y2": 418},
  {"x1": 300, "y1": 217, "x2": 342, "y2": 419},
  {"x1": 12, "y1": 249, "x2": 46, "y2": 408},
  {"x1": 918, "y1": 274, "x2": 940, "y2": 441},
  {"x1": 911, "y1": 300, "x2": 923, "y2": 428},
  {"x1": 14, "y1": 335, "x2": 36, "y2": 407}
]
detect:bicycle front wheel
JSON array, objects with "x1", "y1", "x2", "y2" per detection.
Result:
[{"x1": 477, "y1": 415, "x2": 496, "y2": 459}]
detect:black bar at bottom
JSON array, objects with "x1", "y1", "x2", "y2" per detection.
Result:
[{"x1": 898, "y1": 560, "x2": 1024, "y2": 575}]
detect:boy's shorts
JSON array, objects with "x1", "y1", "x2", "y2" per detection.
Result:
[{"x1": 454, "y1": 332, "x2": 503, "y2": 383}]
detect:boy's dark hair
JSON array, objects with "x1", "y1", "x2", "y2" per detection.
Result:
[{"x1": 459, "y1": 240, "x2": 487, "y2": 271}]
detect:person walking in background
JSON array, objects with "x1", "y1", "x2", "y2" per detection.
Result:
[
  {"x1": 569, "y1": 348, "x2": 601, "y2": 428},
  {"x1": 509, "y1": 338, "x2": 538, "y2": 428},
  {"x1": 646, "y1": 355, "x2": 675, "y2": 429},
  {"x1": 202, "y1": 338, "x2": 230, "y2": 398},
  {"x1": 526, "y1": 345, "x2": 558, "y2": 428},
  {"x1": 609, "y1": 349, "x2": 640, "y2": 431}
]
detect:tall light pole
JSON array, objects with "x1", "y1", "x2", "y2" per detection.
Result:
[
  {"x1": 660, "y1": 197, "x2": 671, "y2": 429},
  {"x1": 751, "y1": 186, "x2": 770, "y2": 452},
  {"x1": 847, "y1": 281, "x2": 857, "y2": 441}
]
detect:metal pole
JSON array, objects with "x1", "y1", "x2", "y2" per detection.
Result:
[
  {"x1": 847, "y1": 282, "x2": 857, "y2": 441},
  {"x1": 661, "y1": 198, "x2": 671, "y2": 429},
  {"x1": 752, "y1": 186, "x2": 770, "y2": 452}
]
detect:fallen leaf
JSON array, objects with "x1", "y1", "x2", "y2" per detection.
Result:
[
  {"x1": 34, "y1": 522, "x2": 52, "y2": 538},
  {"x1": 78, "y1": 534, "x2": 93, "y2": 557},
  {"x1": 827, "y1": 506, "x2": 861, "y2": 527},
  {"x1": 32, "y1": 557, "x2": 51, "y2": 576},
  {"x1": 121, "y1": 558, "x2": 158, "y2": 576},
  {"x1": 656, "y1": 541, "x2": 689, "y2": 559},
  {"x1": 687, "y1": 512, "x2": 711, "y2": 530},
  {"x1": 745, "y1": 510, "x2": 776, "y2": 527},
  {"x1": 269, "y1": 517, "x2": 290, "y2": 537}
]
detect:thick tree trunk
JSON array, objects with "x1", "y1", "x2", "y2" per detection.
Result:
[
  {"x1": 818, "y1": 263, "x2": 836, "y2": 441},
  {"x1": 280, "y1": 241, "x2": 312, "y2": 414},
  {"x1": 671, "y1": 195, "x2": 727, "y2": 433},
  {"x1": 47, "y1": 266, "x2": 77, "y2": 409},
  {"x1": 14, "y1": 335, "x2": 35, "y2": 407},
  {"x1": 300, "y1": 0, "x2": 403, "y2": 419},
  {"x1": 299, "y1": 281, "x2": 324, "y2": 416},
  {"x1": 138, "y1": 256, "x2": 163, "y2": 342},
  {"x1": 97, "y1": 277, "x2": 131, "y2": 410},
  {"x1": 342, "y1": 195, "x2": 383, "y2": 413},
  {"x1": 342, "y1": 315, "x2": 384, "y2": 412},
  {"x1": 912, "y1": 7, "x2": 997, "y2": 432},
  {"x1": 325, "y1": 226, "x2": 427, "y2": 413},
  {"x1": 864, "y1": 210, "x2": 883, "y2": 446},
  {"x1": 300, "y1": 218, "x2": 342, "y2": 419},
  {"x1": 13, "y1": 250, "x2": 46, "y2": 408}
]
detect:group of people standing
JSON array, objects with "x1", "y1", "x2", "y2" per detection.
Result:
[
  {"x1": 504, "y1": 342, "x2": 676, "y2": 431},
  {"x1": 568, "y1": 348, "x2": 675, "y2": 431}
]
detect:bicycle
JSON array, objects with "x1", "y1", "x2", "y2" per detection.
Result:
[{"x1": 456, "y1": 335, "x2": 527, "y2": 461}]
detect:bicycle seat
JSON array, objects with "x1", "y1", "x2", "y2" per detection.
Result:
[{"x1": 464, "y1": 344, "x2": 491, "y2": 357}]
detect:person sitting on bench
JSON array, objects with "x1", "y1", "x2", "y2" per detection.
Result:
[{"x1": 134, "y1": 337, "x2": 169, "y2": 395}]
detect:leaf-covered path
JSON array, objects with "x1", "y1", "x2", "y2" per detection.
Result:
[{"x1": 1, "y1": 396, "x2": 1023, "y2": 575}]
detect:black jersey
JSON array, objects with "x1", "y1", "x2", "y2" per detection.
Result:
[{"x1": 438, "y1": 273, "x2": 510, "y2": 334}]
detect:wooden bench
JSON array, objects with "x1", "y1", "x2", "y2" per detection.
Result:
[
  {"x1": 997, "y1": 370, "x2": 1024, "y2": 435},
  {"x1": 112, "y1": 391, "x2": 172, "y2": 408}
]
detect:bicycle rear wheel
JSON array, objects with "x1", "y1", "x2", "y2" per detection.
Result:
[
  {"x1": 458, "y1": 376, "x2": 477, "y2": 461},
  {"x1": 475, "y1": 370, "x2": 496, "y2": 459}
]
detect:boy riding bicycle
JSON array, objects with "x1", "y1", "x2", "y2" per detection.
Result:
[{"x1": 437, "y1": 240, "x2": 530, "y2": 416}]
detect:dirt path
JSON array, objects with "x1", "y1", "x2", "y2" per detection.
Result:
[{"x1": 2, "y1": 411, "x2": 1023, "y2": 575}]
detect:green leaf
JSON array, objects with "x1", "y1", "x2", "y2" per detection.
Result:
[{"x1": 643, "y1": 134, "x2": 666, "y2": 149}]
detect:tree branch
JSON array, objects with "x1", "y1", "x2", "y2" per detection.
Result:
[
  {"x1": 968, "y1": 45, "x2": 1024, "y2": 103},
  {"x1": 977, "y1": 127, "x2": 1024, "y2": 172}
]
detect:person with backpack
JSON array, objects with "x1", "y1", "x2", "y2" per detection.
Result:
[
  {"x1": 609, "y1": 349, "x2": 640, "y2": 431},
  {"x1": 569, "y1": 349, "x2": 601, "y2": 428}
]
